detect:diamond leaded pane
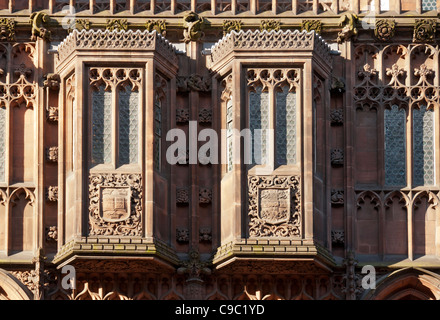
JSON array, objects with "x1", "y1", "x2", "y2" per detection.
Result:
[
  {"x1": 0, "y1": 107, "x2": 5, "y2": 181},
  {"x1": 413, "y1": 105, "x2": 435, "y2": 186},
  {"x1": 422, "y1": 0, "x2": 436, "y2": 11},
  {"x1": 92, "y1": 86, "x2": 112, "y2": 165},
  {"x1": 249, "y1": 86, "x2": 269, "y2": 165},
  {"x1": 385, "y1": 105, "x2": 406, "y2": 186},
  {"x1": 226, "y1": 98, "x2": 233, "y2": 171},
  {"x1": 276, "y1": 86, "x2": 296, "y2": 166},
  {"x1": 154, "y1": 95, "x2": 161, "y2": 171},
  {"x1": 119, "y1": 85, "x2": 139, "y2": 165}
]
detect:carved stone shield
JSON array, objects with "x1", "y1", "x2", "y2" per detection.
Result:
[
  {"x1": 100, "y1": 187, "x2": 131, "y2": 222},
  {"x1": 258, "y1": 188, "x2": 290, "y2": 225}
]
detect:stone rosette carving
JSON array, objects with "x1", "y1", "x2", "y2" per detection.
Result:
[
  {"x1": 89, "y1": 173, "x2": 142, "y2": 236},
  {"x1": 176, "y1": 108, "x2": 190, "y2": 123},
  {"x1": 222, "y1": 20, "x2": 243, "y2": 36},
  {"x1": 199, "y1": 187, "x2": 212, "y2": 205},
  {"x1": 46, "y1": 146, "x2": 58, "y2": 163},
  {"x1": 199, "y1": 227, "x2": 212, "y2": 242},
  {"x1": 413, "y1": 19, "x2": 436, "y2": 43},
  {"x1": 46, "y1": 186, "x2": 58, "y2": 202},
  {"x1": 331, "y1": 148, "x2": 344, "y2": 166},
  {"x1": 176, "y1": 227, "x2": 189, "y2": 243},
  {"x1": 331, "y1": 189, "x2": 344, "y2": 206},
  {"x1": 260, "y1": 19, "x2": 281, "y2": 32},
  {"x1": 183, "y1": 12, "x2": 205, "y2": 43},
  {"x1": 330, "y1": 109, "x2": 343, "y2": 126},
  {"x1": 301, "y1": 20, "x2": 322, "y2": 34},
  {"x1": 145, "y1": 19, "x2": 166, "y2": 36},
  {"x1": 30, "y1": 12, "x2": 51, "y2": 41},
  {"x1": 176, "y1": 187, "x2": 189, "y2": 205},
  {"x1": 375, "y1": 19, "x2": 395, "y2": 42},
  {"x1": 248, "y1": 175, "x2": 301, "y2": 238},
  {"x1": 0, "y1": 18, "x2": 15, "y2": 41},
  {"x1": 331, "y1": 230, "x2": 344, "y2": 246},
  {"x1": 198, "y1": 108, "x2": 212, "y2": 124}
]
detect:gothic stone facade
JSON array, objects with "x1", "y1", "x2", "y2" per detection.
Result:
[{"x1": 1, "y1": 0, "x2": 440, "y2": 300}]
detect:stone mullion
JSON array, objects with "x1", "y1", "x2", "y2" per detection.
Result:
[
  {"x1": 291, "y1": 0, "x2": 297, "y2": 14},
  {"x1": 344, "y1": 41, "x2": 355, "y2": 259},
  {"x1": 36, "y1": 38, "x2": 46, "y2": 253}
]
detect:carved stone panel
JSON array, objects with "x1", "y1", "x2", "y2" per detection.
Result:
[
  {"x1": 89, "y1": 173, "x2": 142, "y2": 236},
  {"x1": 248, "y1": 176, "x2": 301, "y2": 238},
  {"x1": 101, "y1": 187, "x2": 131, "y2": 223}
]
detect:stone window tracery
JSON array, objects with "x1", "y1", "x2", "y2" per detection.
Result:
[
  {"x1": 246, "y1": 68, "x2": 299, "y2": 169},
  {"x1": 89, "y1": 67, "x2": 142, "y2": 168}
]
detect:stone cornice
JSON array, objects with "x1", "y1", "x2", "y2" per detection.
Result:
[
  {"x1": 56, "y1": 29, "x2": 178, "y2": 68},
  {"x1": 209, "y1": 29, "x2": 332, "y2": 69}
]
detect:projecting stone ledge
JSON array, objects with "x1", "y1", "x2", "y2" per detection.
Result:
[
  {"x1": 51, "y1": 236, "x2": 179, "y2": 272},
  {"x1": 212, "y1": 238, "x2": 336, "y2": 274}
]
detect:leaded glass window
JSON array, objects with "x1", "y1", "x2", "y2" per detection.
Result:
[
  {"x1": 413, "y1": 105, "x2": 435, "y2": 186},
  {"x1": 118, "y1": 85, "x2": 139, "y2": 165},
  {"x1": 276, "y1": 86, "x2": 296, "y2": 166},
  {"x1": 154, "y1": 93, "x2": 162, "y2": 172},
  {"x1": 422, "y1": 0, "x2": 436, "y2": 11},
  {"x1": 249, "y1": 86, "x2": 269, "y2": 165},
  {"x1": 385, "y1": 105, "x2": 406, "y2": 186},
  {"x1": 0, "y1": 106, "x2": 5, "y2": 181},
  {"x1": 91, "y1": 85, "x2": 112, "y2": 165},
  {"x1": 226, "y1": 98, "x2": 233, "y2": 172}
]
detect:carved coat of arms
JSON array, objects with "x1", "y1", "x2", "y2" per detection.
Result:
[{"x1": 101, "y1": 188, "x2": 130, "y2": 222}]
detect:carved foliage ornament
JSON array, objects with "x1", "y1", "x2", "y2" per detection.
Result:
[
  {"x1": 46, "y1": 146, "x2": 58, "y2": 163},
  {"x1": 106, "y1": 19, "x2": 128, "y2": 32},
  {"x1": 89, "y1": 173, "x2": 142, "y2": 236},
  {"x1": 67, "y1": 18, "x2": 90, "y2": 34},
  {"x1": 413, "y1": 19, "x2": 436, "y2": 43},
  {"x1": 260, "y1": 20, "x2": 281, "y2": 32},
  {"x1": 0, "y1": 18, "x2": 15, "y2": 41},
  {"x1": 375, "y1": 19, "x2": 395, "y2": 42},
  {"x1": 46, "y1": 186, "x2": 58, "y2": 202},
  {"x1": 145, "y1": 19, "x2": 166, "y2": 36},
  {"x1": 177, "y1": 74, "x2": 211, "y2": 92},
  {"x1": 301, "y1": 20, "x2": 322, "y2": 34},
  {"x1": 222, "y1": 20, "x2": 243, "y2": 36},
  {"x1": 248, "y1": 175, "x2": 301, "y2": 238}
]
